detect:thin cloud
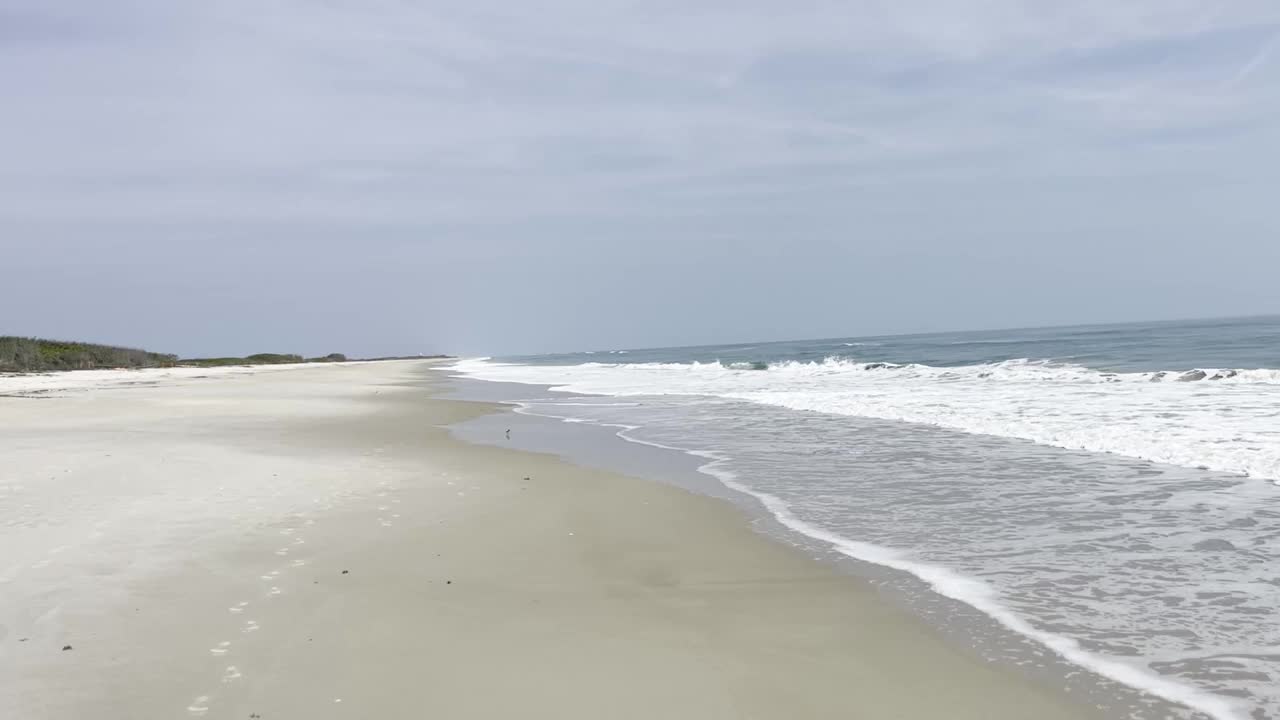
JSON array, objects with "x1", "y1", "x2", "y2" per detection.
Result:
[{"x1": 1225, "y1": 27, "x2": 1280, "y2": 87}]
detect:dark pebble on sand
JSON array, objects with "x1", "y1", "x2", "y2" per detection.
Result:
[
  {"x1": 18, "y1": 638, "x2": 28, "y2": 642},
  {"x1": 62, "y1": 645, "x2": 72, "y2": 651},
  {"x1": 446, "y1": 580, "x2": 452, "y2": 585},
  {"x1": 342, "y1": 570, "x2": 349, "y2": 574}
]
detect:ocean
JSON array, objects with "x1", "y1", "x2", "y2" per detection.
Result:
[{"x1": 448, "y1": 315, "x2": 1280, "y2": 720}]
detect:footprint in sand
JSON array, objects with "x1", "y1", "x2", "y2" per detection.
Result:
[
  {"x1": 187, "y1": 695, "x2": 211, "y2": 715},
  {"x1": 275, "y1": 548, "x2": 290, "y2": 556},
  {"x1": 291, "y1": 559, "x2": 307, "y2": 567},
  {"x1": 221, "y1": 666, "x2": 242, "y2": 683},
  {"x1": 268, "y1": 586, "x2": 282, "y2": 596},
  {"x1": 243, "y1": 620, "x2": 260, "y2": 633},
  {"x1": 228, "y1": 601, "x2": 249, "y2": 614},
  {"x1": 210, "y1": 641, "x2": 231, "y2": 656}
]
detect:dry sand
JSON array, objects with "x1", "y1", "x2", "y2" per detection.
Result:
[{"x1": 1, "y1": 360, "x2": 1103, "y2": 719}]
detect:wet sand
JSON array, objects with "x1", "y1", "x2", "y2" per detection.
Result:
[{"x1": 1, "y1": 360, "x2": 1102, "y2": 719}]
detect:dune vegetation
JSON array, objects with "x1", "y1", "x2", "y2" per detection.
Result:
[
  {"x1": 0, "y1": 337, "x2": 179, "y2": 372},
  {"x1": 1, "y1": 336, "x2": 451, "y2": 373},
  {"x1": 1, "y1": 338, "x2": 358, "y2": 373}
]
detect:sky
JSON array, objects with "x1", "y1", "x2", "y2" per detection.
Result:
[{"x1": 2, "y1": 0, "x2": 1279, "y2": 357}]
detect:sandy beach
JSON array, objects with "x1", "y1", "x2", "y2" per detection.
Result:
[{"x1": 0, "y1": 360, "x2": 1102, "y2": 719}]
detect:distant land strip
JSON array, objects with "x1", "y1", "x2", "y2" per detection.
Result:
[{"x1": 0, "y1": 336, "x2": 449, "y2": 373}]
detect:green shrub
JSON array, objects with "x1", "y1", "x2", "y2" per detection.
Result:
[{"x1": 0, "y1": 337, "x2": 178, "y2": 372}]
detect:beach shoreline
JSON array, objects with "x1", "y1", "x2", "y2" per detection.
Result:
[
  {"x1": 442, "y1": 374, "x2": 1241, "y2": 720},
  {"x1": 2, "y1": 360, "x2": 1106, "y2": 719}
]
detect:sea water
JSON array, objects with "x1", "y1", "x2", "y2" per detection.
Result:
[{"x1": 449, "y1": 316, "x2": 1280, "y2": 720}]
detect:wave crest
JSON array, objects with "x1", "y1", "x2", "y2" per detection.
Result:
[{"x1": 449, "y1": 356, "x2": 1280, "y2": 482}]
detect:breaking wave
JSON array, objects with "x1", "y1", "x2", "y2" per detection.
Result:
[{"x1": 451, "y1": 357, "x2": 1280, "y2": 482}]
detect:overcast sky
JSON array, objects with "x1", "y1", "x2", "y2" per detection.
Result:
[{"x1": 3, "y1": 1, "x2": 1279, "y2": 357}]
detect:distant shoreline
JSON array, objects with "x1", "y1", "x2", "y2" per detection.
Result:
[
  {"x1": 0, "y1": 336, "x2": 449, "y2": 373},
  {"x1": 0, "y1": 356, "x2": 454, "y2": 376}
]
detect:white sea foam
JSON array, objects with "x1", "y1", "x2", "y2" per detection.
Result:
[{"x1": 451, "y1": 357, "x2": 1280, "y2": 483}]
